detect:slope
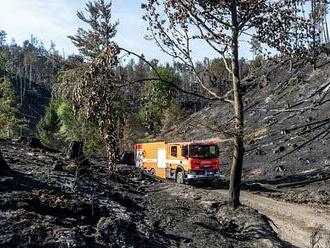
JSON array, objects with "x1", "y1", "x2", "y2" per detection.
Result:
[
  {"x1": 161, "y1": 52, "x2": 330, "y2": 206},
  {"x1": 0, "y1": 139, "x2": 287, "y2": 248}
]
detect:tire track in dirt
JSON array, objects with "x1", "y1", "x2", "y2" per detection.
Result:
[{"x1": 216, "y1": 190, "x2": 330, "y2": 248}]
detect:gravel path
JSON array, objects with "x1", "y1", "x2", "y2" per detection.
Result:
[{"x1": 216, "y1": 190, "x2": 330, "y2": 248}]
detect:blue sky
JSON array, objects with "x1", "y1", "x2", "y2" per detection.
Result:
[
  {"x1": 0, "y1": 0, "x2": 221, "y2": 62},
  {"x1": 0, "y1": 0, "x2": 236, "y2": 62},
  {"x1": 2, "y1": 1, "x2": 328, "y2": 62}
]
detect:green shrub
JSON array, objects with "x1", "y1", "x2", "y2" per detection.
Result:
[
  {"x1": 138, "y1": 66, "x2": 180, "y2": 133},
  {"x1": 161, "y1": 102, "x2": 183, "y2": 131},
  {"x1": 0, "y1": 78, "x2": 22, "y2": 138},
  {"x1": 37, "y1": 99, "x2": 102, "y2": 153}
]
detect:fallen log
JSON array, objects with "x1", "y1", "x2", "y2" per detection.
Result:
[
  {"x1": 307, "y1": 81, "x2": 330, "y2": 100},
  {"x1": 269, "y1": 106, "x2": 317, "y2": 113},
  {"x1": 285, "y1": 117, "x2": 330, "y2": 132},
  {"x1": 276, "y1": 176, "x2": 330, "y2": 189}
]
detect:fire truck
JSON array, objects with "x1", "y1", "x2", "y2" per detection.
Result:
[{"x1": 134, "y1": 141, "x2": 220, "y2": 184}]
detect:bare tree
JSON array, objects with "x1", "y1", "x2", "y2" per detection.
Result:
[{"x1": 142, "y1": 0, "x2": 314, "y2": 208}]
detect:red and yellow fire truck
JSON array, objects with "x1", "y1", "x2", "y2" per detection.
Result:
[{"x1": 134, "y1": 141, "x2": 221, "y2": 184}]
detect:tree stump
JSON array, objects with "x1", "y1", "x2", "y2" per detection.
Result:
[
  {"x1": 66, "y1": 141, "x2": 89, "y2": 167},
  {"x1": 118, "y1": 151, "x2": 135, "y2": 166},
  {"x1": 28, "y1": 137, "x2": 45, "y2": 149},
  {"x1": 0, "y1": 150, "x2": 9, "y2": 171}
]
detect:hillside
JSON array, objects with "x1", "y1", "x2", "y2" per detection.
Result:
[
  {"x1": 161, "y1": 52, "x2": 330, "y2": 206},
  {"x1": 14, "y1": 80, "x2": 51, "y2": 134},
  {"x1": 0, "y1": 139, "x2": 286, "y2": 248}
]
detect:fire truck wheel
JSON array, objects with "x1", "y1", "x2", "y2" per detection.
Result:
[{"x1": 176, "y1": 171, "x2": 184, "y2": 184}]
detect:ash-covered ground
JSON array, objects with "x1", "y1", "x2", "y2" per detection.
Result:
[
  {"x1": 0, "y1": 139, "x2": 287, "y2": 248},
  {"x1": 162, "y1": 53, "x2": 330, "y2": 207}
]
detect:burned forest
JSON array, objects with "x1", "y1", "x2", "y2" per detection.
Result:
[{"x1": 1, "y1": 0, "x2": 330, "y2": 248}]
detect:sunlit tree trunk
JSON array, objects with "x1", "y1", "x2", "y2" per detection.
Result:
[{"x1": 229, "y1": 0, "x2": 245, "y2": 209}]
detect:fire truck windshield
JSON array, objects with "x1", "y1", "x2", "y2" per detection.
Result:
[{"x1": 189, "y1": 145, "x2": 219, "y2": 159}]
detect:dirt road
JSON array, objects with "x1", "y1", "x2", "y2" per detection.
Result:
[{"x1": 216, "y1": 190, "x2": 330, "y2": 248}]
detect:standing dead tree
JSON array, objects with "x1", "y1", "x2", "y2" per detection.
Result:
[
  {"x1": 142, "y1": 0, "x2": 314, "y2": 208},
  {"x1": 311, "y1": 0, "x2": 330, "y2": 44},
  {"x1": 79, "y1": 46, "x2": 123, "y2": 171},
  {"x1": 55, "y1": 0, "x2": 123, "y2": 171}
]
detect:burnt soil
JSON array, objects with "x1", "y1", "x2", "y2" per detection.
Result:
[
  {"x1": 161, "y1": 53, "x2": 330, "y2": 208},
  {"x1": 0, "y1": 139, "x2": 288, "y2": 248}
]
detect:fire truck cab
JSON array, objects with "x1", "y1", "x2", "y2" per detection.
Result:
[{"x1": 134, "y1": 141, "x2": 220, "y2": 184}]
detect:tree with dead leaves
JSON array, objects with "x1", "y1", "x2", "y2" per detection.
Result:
[
  {"x1": 142, "y1": 0, "x2": 314, "y2": 208},
  {"x1": 59, "y1": 0, "x2": 221, "y2": 171},
  {"x1": 58, "y1": 0, "x2": 124, "y2": 171}
]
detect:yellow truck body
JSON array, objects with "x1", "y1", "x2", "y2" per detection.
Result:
[{"x1": 134, "y1": 141, "x2": 221, "y2": 183}]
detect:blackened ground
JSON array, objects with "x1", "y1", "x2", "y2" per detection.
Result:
[{"x1": 0, "y1": 139, "x2": 287, "y2": 247}]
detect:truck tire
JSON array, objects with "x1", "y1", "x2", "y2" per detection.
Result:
[{"x1": 176, "y1": 171, "x2": 184, "y2": 184}]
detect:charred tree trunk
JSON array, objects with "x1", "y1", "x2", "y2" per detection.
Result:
[
  {"x1": 0, "y1": 150, "x2": 9, "y2": 171},
  {"x1": 23, "y1": 64, "x2": 27, "y2": 99},
  {"x1": 29, "y1": 64, "x2": 32, "y2": 89},
  {"x1": 312, "y1": 0, "x2": 316, "y2": 70},
  {"x1": 28, "y1": 137, "x2": 46, "y2": 149},
  {"x1": 67, "y1": 141, "x2": 89, "y2": 167},
  {"x1": 311, "y1": 0, "x2": 319, "y2": 70},
  {"x1": 229, "y1": 1, "x2": 245, "y2": 209},
  {"x1": 19, "y1": 72, "x2": 23, "y2": 105}
]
